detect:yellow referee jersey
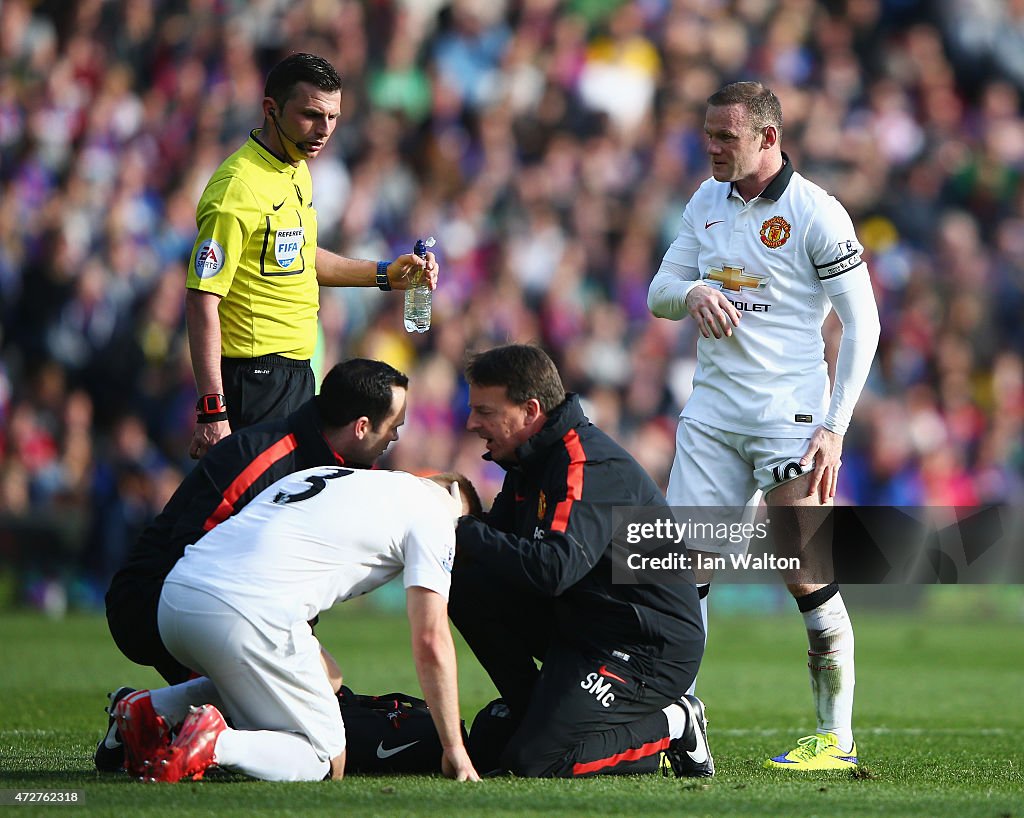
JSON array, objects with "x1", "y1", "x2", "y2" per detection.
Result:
[{"x1": 187, "y1": 132, "x2": 320, "y2": 360}]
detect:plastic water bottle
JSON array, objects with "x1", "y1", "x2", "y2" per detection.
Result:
[{"x1": 404, "y1": 236, "x2": 435, "y2": 333}]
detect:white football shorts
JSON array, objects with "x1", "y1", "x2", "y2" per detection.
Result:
[
  {"x1": 158, "y1": 583, "x2": 345, "y2": 762},
  {"x1": 666, "y1": 417, "x2": 814, "y2": 553}
]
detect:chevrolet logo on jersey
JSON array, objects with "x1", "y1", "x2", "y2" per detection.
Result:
[{"x1": 706, "y1": 265, "x2": 768, "y2": 292}]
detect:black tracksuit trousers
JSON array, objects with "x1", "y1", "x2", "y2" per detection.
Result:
[{"x1": 450, "y1": 565, "x2": 701, "y2": 778}]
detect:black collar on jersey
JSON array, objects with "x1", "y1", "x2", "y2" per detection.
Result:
[
  {"x1": 248, "y1": 129, "x2": 294, "y2": 170},
  {"x1": 728, "y1": 151, "x2": 795, "y2": 202},
  {"x1": 760, "y1": 151, "x2": 795, "y2": 201}
]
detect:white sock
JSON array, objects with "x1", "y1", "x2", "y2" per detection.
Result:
[
  {"x1": 801, "y1": 589, "x2": 855, "y2": 752},
  {"x1": 149, "y1": 678, "x2": 224, "y2": 729},
  {"x1": 214, "y1": 728, "x2": 331, "y2": 781},
  {"x1": 662, "y1": 703, "x2": 686, "y2": 741},
  {"x1": 686, "y1": 583, "x2": 710, "y2": 696}
]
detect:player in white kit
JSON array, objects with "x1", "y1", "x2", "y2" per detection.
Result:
[
  {"x1": 648, "y1": 81, "x2": 880, "y2": 771},
  {"x1": 114, "y1": 466, "x2": 480, "y2": 783}
]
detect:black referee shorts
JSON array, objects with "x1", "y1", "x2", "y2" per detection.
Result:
[{"x1": 221, "y1": 354, "x2": 315, "y2": 431}]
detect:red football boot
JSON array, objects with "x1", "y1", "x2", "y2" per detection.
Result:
[
  {"x1": 146, "y1": 704, "x2": 227, "y2": 783},
  {"x1": 112, "y1": 689, "x2": 172, "y2": 777}
]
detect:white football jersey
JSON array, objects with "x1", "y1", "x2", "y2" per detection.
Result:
[
  {"x1": 660, "y1": 159, "x2": 868, "y2": 436},
  {"x1": 164, "y1": 467, "x2": 458, "y2": 629}
]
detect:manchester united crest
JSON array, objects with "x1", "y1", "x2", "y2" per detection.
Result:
[
  {"x1": 537, "y1": 491, "x2": 547, "y2": 520},
  {"x1": 760, "y1": 215, "x2": 791, "y2": 249}
]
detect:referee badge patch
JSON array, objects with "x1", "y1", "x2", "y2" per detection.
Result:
[
  {"x1": 760, "y1": 215, "x2": 791, "y2": 249},
  {"x1": 274, "y1": 227, "x2": 305, "y2": 268},
  {"x1": 194, "y1": 239, "x2": 225, "y2": 279}
]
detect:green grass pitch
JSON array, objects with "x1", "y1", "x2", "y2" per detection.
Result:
[{"x1": 0, "y1": 595, "x2": 1021, "y2": 817}]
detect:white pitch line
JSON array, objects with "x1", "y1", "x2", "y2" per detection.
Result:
[{"x1": 713, "y1": 727, "x2": 1014, "y2": 737}]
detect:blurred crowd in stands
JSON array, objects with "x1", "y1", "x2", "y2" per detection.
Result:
[{"x1": 0, "y1": 0, "x2": 1022, "y2": 609}]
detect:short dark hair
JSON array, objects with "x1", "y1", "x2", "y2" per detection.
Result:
[
  {"x1": 708, "y1": 81, "x2": 782, "y2": 135},
  {"x1": 428, "y1": 472, "x2": 483, "y2": 518},
  {"x1": 465, "y1": 345, "x2": 565, "y2": 415},
  {"x1": 315, "y1": 359, "x2": 408, "y2": 429},
  {"x1": 265, "y1": 53, "x2": 342, "y2": 109}
]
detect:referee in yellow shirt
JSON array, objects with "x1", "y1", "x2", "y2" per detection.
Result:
[{"x1": 185, "y1": 53, "x2": 436, "y2": 459}]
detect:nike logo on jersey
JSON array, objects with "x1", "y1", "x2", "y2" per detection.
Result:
[
  {"x1": 704, "y1": 219, "x2": 724, "y2": 229},
  {"x1": 376, "y1": 740, "x2": 420, "y2": 759},
  {"x1": 598, "y1": 665, "x2": 627, "y2": 684},
  {"x1": 272, "y1": 199, "x2": 286, "y2": 211}
]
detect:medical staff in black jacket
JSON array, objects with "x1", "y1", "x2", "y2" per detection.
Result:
[
  {"x1": 105, "y1": 358, "x2": 408, "y2": 684},
  {"x1": 451, "y1": 344, "x2": 713, "y2": 779}
]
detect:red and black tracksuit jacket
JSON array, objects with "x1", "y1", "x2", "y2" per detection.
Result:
[
  {"x1": 105, "y1": 399, "x2": 346, "y2": 683},
  {"x1": 450, "y1": 395, "x2": 704, "y2": 777}
]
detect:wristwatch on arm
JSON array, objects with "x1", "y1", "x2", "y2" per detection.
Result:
[
  {"x1": 376, "y1": 260, "x2": 392, "y2": 291},
  {"x1": 196, "y1": 393, "x2": 228, "y2": 424}
]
